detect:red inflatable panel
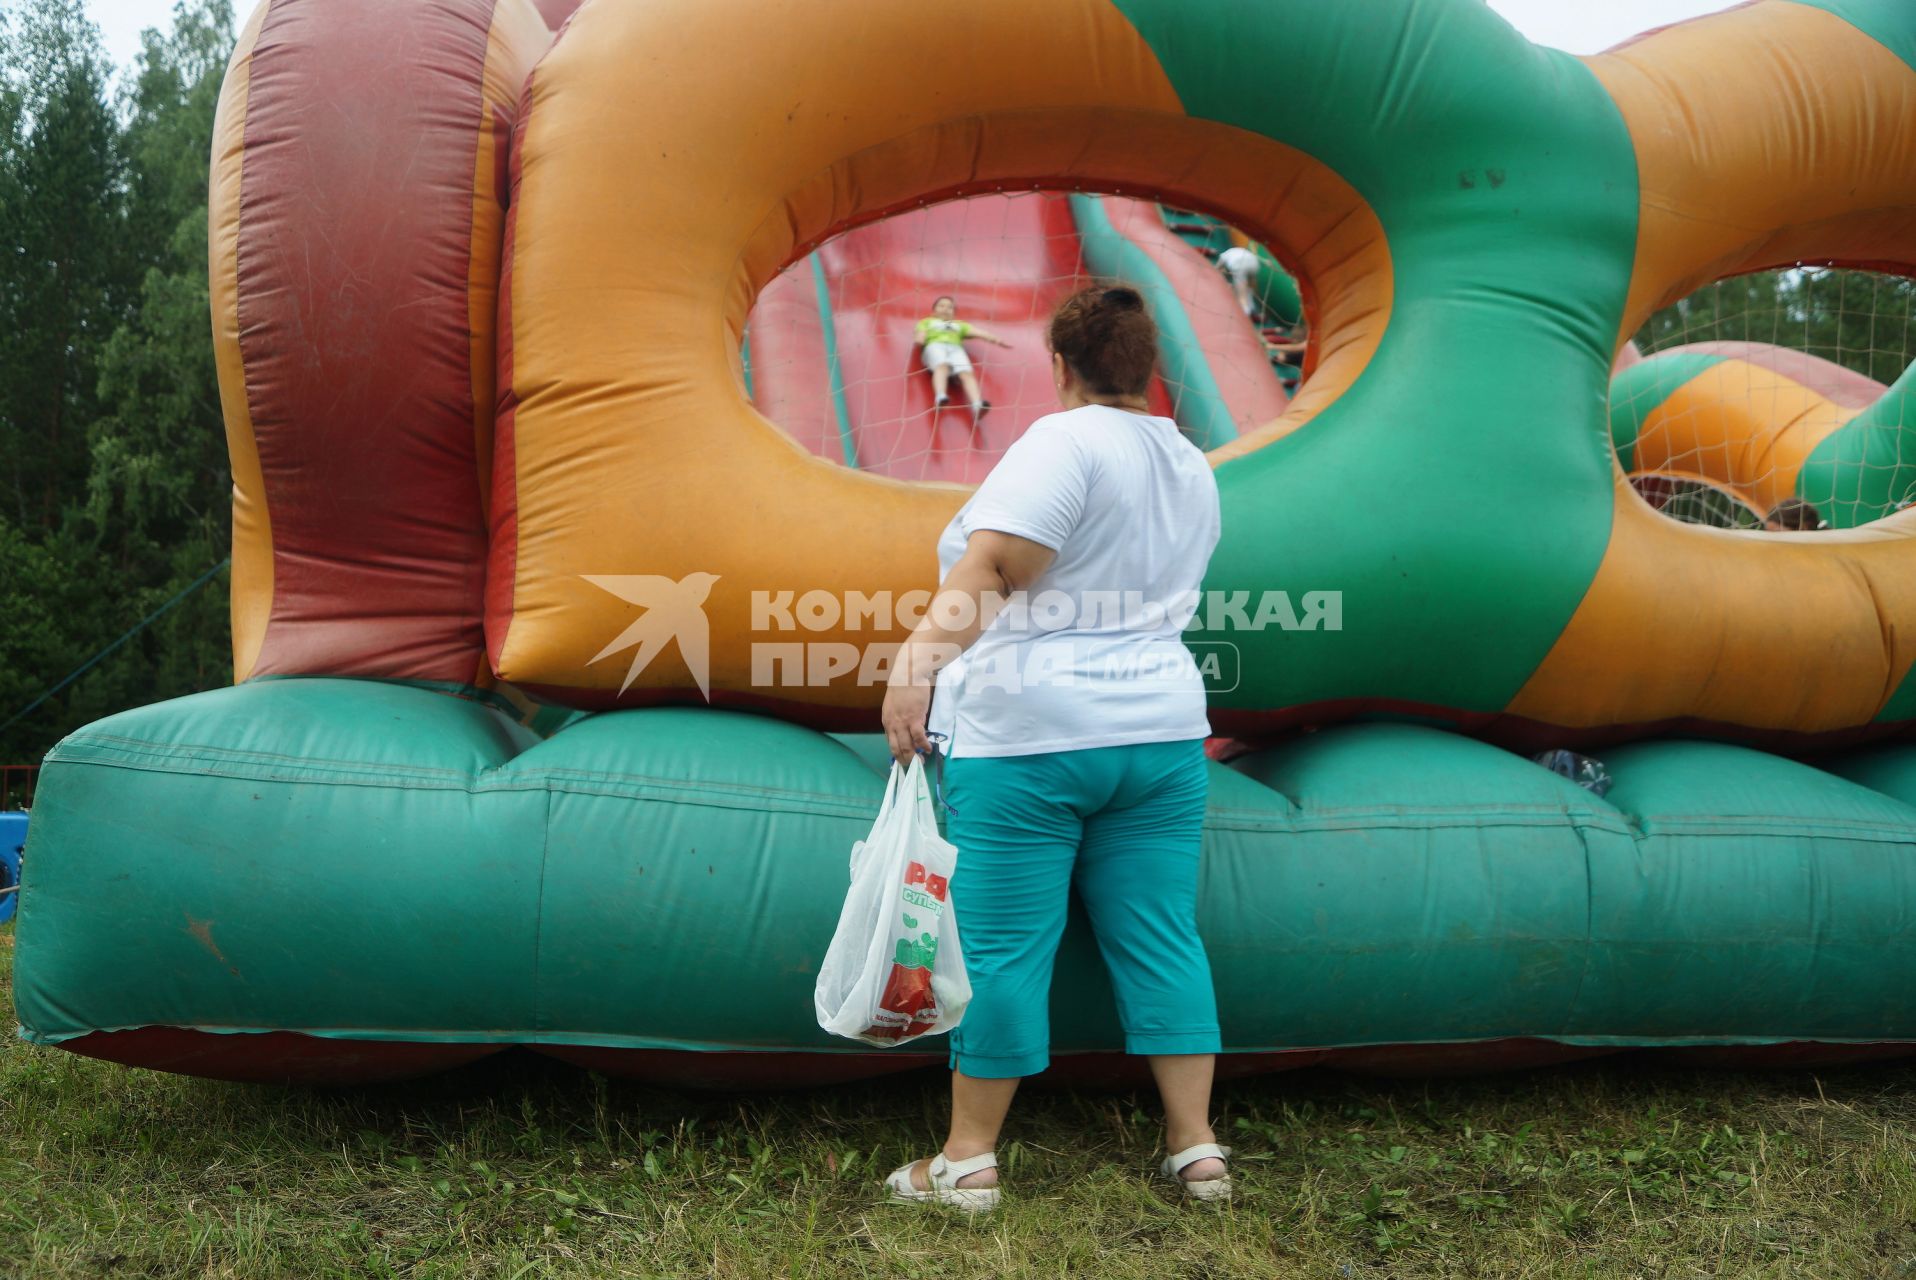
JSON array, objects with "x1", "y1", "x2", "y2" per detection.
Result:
[
  {"x1": 535, "y1": 1046, "x2": 940, "y2": 1089},
  {"x1": 219, "y1": 0, "x2": 552, "y2": 683},
  {"x1": 746, "y1": 264, "x2": 841, "y2": 460},
  {"x1": 61, "y1": 1028, "x2": 504, "y2": 1086},
  {"x1": 52, "y1": 1029, "x2": 1916, "y2": 1088}
]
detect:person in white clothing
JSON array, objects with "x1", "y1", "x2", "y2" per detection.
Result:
[
  {"x1": 879, "y1": 285, "x2": 1229, "y2": 1216},
  {"x1": 1216, "y1": 244, "x2": 1261, "y2": 318}
]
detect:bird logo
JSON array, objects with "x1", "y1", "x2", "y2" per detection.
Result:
[{"x1": 581, "y1": 572, "x2": 722, "y2": 698}]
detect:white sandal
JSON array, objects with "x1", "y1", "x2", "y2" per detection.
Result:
[
  {"x1": 1160, "y1": 1142, "x2": 1233, "y2": 1204},
  {"x1": 884, "y1": 1150, "x2": 1002, "y2": 1216}
]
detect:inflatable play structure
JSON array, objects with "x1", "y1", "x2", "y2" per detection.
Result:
[
  {"x1": 14, "y1": 0, "x2": 1916, "y2": 1083},
  {"x1": 748, "y1": 193, "x2": 1289, "y2": 480},
  {"x1": 1612, "y1": 340, "x2": 1916, "y2": 528}
]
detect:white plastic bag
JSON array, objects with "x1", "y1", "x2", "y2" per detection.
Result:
[{"x1": 815, "y1": 754, "x2": 970, "y2": 1046}]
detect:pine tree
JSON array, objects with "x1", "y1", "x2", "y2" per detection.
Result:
[
  {"x1": 0, "y1": 0, "x2": 128, "y2": 530},
  {"x1": 0, "y1": 1, "x2": 234, "y2": 764}
]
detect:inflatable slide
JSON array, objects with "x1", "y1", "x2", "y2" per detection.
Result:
[
  {"x1": 748, "y1": 192, "x2": 1287, "y2": 482},
  {"x1": 12, "y1": 0, "x2": 1916, "y2": 1084}
]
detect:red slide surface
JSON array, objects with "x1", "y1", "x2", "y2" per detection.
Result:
[
  {"x1": 749, "y1": 194, "x2": 1175, "y2": 484},
  {"x1": 746, "y1": 265, "x2": 838, "y2": 460}
]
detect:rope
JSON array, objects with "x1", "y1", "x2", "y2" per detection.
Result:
[{"x1": 0, "y1": 557, "x2": 231, "y2": 737}]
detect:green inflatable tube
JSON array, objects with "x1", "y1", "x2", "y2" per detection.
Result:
[
  {"x1": 1613, "y1": 351, "x2": 1916, "y2": 527},
  {"x1": 1797, "y1": 361, "x2": 1916, "y2": 527},
  {"x1": 15, "y1": 680, "x2": 1916, "y2": 1080},
  {"x1": 1251, "y1": 243, "x2": 1303, "y2": 330}
]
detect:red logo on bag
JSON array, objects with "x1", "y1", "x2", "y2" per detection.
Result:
[
  {"x1": 902, "y1": 860, "x2": 948, "y2": 902},
  {"x1": 862, "y1": 963, "x2": 939, "y2": 1042}
]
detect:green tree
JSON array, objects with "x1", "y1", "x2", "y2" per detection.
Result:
[
  {"x1": 0, "y1": 1, "x2": 234, "y2": 767},
  {"x1": 85, "y1": 1, "x2": 234, "y2": 614},
  {"x1": 0, "y1": 0, "x2": 127, "y2": 530},
  {"x1": 120, "y1": 0, "x2": 229, "y2": 271},
  {"x1": 0, "y1": 14, "x2": 23, "y2": 518},
  {"x1": 1636, "y1": 267, "x2": 1916, "y2": 388}
]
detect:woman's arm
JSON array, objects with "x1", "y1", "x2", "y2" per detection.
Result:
[{"x1": 881, "y1": 530, "x2": 1056, "y2": 765}]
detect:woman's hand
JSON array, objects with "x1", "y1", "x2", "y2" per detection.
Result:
[{"x1": 881, "y1": 676, "x2": 933, "y2": 768}]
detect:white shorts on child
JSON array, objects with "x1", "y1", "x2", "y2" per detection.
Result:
[{"x1": 921, "y1": 341, "x2": 972, "y2": 374}]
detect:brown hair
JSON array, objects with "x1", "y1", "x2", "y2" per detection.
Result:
[
  {"x1": 1764, "y1": 497, "x2": 1824, "y2": 530},
  {"x1": 1047, "y1": 285, "x2": 1158, "y2": 397}
]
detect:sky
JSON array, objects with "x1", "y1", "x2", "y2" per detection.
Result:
[
  {"x1": 78, "y1": 0, "x2": 1742, "y2": 77},
  {"x1": 81, "y1": 0, "x2": 170, "y2": 73}
]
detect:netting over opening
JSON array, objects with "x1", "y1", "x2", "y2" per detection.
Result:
[
  {"x1": 1616, "y1": 268, "x2": 1916, "y2": 530},
  {"x1": 741, "y1": 192, "x2": 1305, "y2": 484}
]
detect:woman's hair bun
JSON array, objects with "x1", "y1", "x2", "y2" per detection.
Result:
[{"x1": 1047, "y1": 282, "x2": 1160, "y2": 397}]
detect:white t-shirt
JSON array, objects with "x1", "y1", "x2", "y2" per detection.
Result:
[
  {"x1": 1218, "y1": 246, "x2": 1259, "y2": 279},
  {"x1": 926, "y1": 403, "x2": 1221, "y2": 758}
]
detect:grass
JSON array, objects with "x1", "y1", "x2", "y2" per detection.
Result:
[{"x1": 5, "y1": 928, "x2": 1916, "y2": 1280}]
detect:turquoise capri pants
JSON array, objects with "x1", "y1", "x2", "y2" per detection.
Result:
[{"x1": 942, "y1": 737, "x2": 1220, "y2": 1079}]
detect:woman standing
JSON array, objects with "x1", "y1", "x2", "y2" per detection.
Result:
[{"x1": 879, "y1": 286, "x2": 1228, "y2": 1214}]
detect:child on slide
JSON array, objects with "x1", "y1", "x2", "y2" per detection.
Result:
[
  {"x1": 1215, "y1": 244, "x2": 1262, "y2": 319},
  {"x1": 915, "y1": 295, "x2": 1010, "y2": 422}
]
